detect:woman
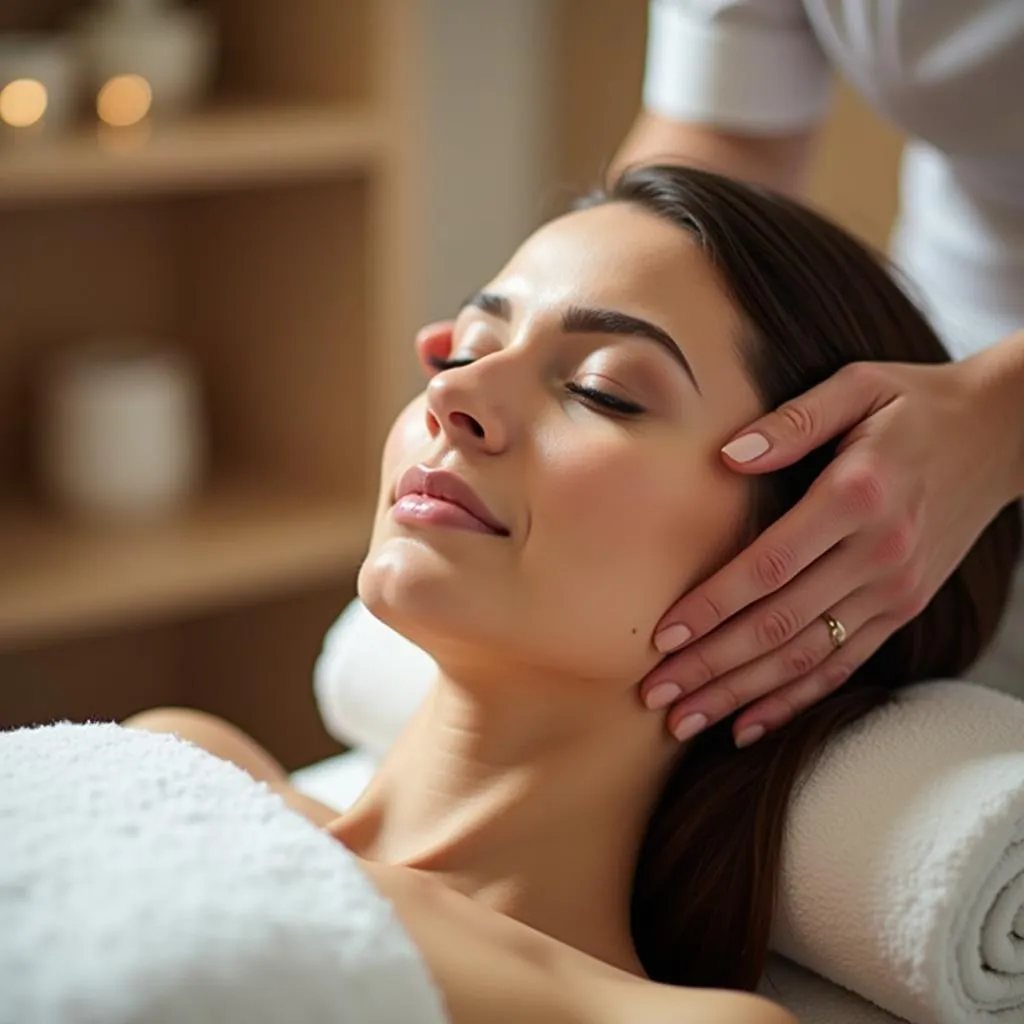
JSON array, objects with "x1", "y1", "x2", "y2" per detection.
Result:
[{"x1": 127, "y1": 166, "x2": 1022, "y2": 1024}]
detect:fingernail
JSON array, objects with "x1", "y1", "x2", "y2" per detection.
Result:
[
  {"x1": 672, "y1": 712, "x2": 707, "y2": 743},
  {"x1": 645, "y1": 682, "x2": 681, "y2": 710},
  {"x1": 735, "y1": 724, "x2": 766, "y2": 748},
  {"x1": 722, "y1": 432, "x2": 770, "y2": 463},
  {"x1": 654, "y1": 623, "x2": 692, "y2": 653}
]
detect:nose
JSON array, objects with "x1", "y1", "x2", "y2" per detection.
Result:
[{"x1": 424, "y1": 362, "x2": 511, "y2": 455}]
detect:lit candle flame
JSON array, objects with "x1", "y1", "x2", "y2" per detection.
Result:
[
  {"x1": 0, "y1": 78, "x2": 49, "y2": 128},
  {"x1": 97, "y1": 74, "x2": 153, "y2": 128}
]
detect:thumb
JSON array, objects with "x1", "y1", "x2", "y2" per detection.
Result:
[{"x1": 721, "y1": 363, "x2": 887, "y2": 472}]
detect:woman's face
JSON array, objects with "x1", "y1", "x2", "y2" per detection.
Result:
[{"x1": 359, "y1": 202, "x2": 763, "y2": 687}]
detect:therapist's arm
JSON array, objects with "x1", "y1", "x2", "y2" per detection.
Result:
[
  {"x1": 612, "y1": 110, "x2": 819, "y2": 198},
  {"x1": 985, "y1": 329, "x2": 1024, "y2": 498}
]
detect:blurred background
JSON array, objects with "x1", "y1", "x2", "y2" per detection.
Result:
[{"x1": 0, "y1": 0, "x2": 902, "y2": 769}]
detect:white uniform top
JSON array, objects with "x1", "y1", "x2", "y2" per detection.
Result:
[{"x1": 643, "y1": 0, "x2": 1024, "y2": 360}]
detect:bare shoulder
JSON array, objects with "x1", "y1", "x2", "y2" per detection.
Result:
[{"x1": 620, "y1": 984, "x2": 798, "y2": 1024}]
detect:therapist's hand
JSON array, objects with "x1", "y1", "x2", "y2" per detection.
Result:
[{"x1": 641, "y1": 332, "x2": 1024, "y2": 748}]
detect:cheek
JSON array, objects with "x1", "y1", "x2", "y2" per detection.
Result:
[{"x1": 525, "y1": 432, "x2": 748, "y2": 667}]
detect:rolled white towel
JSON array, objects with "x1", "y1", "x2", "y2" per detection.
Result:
[
  {"x1": 312, "y1": 600, "x2": 1024, "y2": 1023},
  {"x1": 772, "y1": 679, "x2": 1024, "y2": 1024},
  {"x1": 0, "y1": 721, "x2": 449, "y2": 1024},
  {"x1": 313, "y1": 599, "x2": 433, "y2": 757}
]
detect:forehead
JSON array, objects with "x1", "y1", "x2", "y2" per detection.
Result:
[
  {"x1": 488, "y1": 202, "x2": 752, "y2": 399},
  {"x1": 500, "y1": 203, "x2": 731, "y2": 309}
]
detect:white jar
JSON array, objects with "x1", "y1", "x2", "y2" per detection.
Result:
[
  {"x1": 72, "y1": 0, "x2": 217, "y2": 120},
  {"x1": 39, "y1": 343, "x2": 205, "y2": 524}
]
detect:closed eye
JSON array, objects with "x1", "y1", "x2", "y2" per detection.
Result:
[
  {"x1": 565, "y1": 382, "x2": 645, "y2": 416},
  {"x1": 427, "y1": 355, "x2": 477, "y2": 372}
]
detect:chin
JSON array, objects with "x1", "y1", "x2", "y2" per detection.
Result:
[
  {"x1": 359, "y1": 555, "x2": 650, "y2": 692},
  {"x1": 358, "y1": 539, "x2": 487, "y2": 657}
]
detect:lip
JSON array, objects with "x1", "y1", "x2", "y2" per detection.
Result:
[{"x1": 392, "y1": 465, "x2": 510, "y2": 536}]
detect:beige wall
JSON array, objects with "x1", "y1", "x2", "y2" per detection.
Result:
[{"x1": 418, "y1": 0, "x2": 554, "y2": 322}]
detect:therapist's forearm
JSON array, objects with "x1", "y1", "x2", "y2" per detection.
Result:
[
  {"x1": 969, "y1": 329, "x2": 1024, "y2": 502},
  {"x1": 1001, "y1": 331, "x2": 1024, "y2": 499},
  {"x1": 611, "y1": 111, "x2": 818, "y2": 198}
]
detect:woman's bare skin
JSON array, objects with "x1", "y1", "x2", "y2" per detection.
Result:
[{"x1": 124, "y1": 707, "x2": 794, "y2": 1024}]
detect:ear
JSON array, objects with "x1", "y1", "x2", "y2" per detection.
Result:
[{"x1": 415, "y1": 321, "x2": 455, "y2": 377}]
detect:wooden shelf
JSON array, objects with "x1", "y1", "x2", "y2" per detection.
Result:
[
  {"x1": 0, "y1": 105, "x2": 384, "y2": 206},
  {"x1": 0, "y1": 0, "x2": 421, "y2": 752},
  {"x1": 0, "y1": 481, "x2": 373, "y2": 647}
]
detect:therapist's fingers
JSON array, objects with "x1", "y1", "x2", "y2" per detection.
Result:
[
  {"x1": 415, "y1": 320, "x2": 456, "y2": 376},
  {"x1": 718, "y1": 361, "x2": 897, "y2": 474},
  {"x1": 642, "y1": 539, "x2": 873, "y2": 704},
  {"x1": 660, "y1": 587, "x2": 875, "y2": 741},
  {"x1": 726, "y1": 614, "x2": 897, "y2": 745},
  {"x1": 647, "y1": 363, "x2": 896, "y2": 653},
  {"x1": 651, "y1": 457, "x2": 877, "y2": 656}
]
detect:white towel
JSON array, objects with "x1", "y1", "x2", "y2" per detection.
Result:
[
  {"x1": 0, "y1": 721, "x2": 449, "y2": 1024},
  {"x1": 772, "y1": 679, "x2": 1024, "y2": 1024},
  {"x1": 312, "y1": 600, "x2": 1024, "y2": 1023},
  {"x1": 292, "y1": 747, "x2": 380, "y2": 811},
  {"x1": 313, "y1": 599, "x2": 434, "y2": 757}
]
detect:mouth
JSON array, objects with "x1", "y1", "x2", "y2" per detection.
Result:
[{"x1": 392, "y1": 465, "x2": 510, "y2": 537}]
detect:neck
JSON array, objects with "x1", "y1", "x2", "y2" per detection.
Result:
[{"x1": 334, "y1": 663, "x2": 679, "y2": 974}]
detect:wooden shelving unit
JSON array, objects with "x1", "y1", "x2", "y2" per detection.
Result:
[
  {"x1": 0, "y1": 105, "x2": 384, "y2": 204},
  {"x1": 0, "y1": 481, "x2": 373, "y2": 644},
  {"x1": 0, "y1": 0, "x2": 423, "y2": 768}
]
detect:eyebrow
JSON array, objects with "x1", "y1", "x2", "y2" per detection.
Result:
[{"x1": 460, "y1": 291, "x2": 701, "y2": 394}]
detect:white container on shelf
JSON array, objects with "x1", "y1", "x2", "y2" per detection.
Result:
[
  {"x1": 72, "y1": 0, "x2": 217, "y2": 121},
  {"x1": 0, "y1": 33, "x2": 79, "y2": 133},
  {"x1": 39, "y1": 342, "x2": 206, "y2": 524}
]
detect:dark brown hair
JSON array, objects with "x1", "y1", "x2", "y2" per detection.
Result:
[{"x1": 581, "y1": 166, "x2": 1022, "y2": 990}]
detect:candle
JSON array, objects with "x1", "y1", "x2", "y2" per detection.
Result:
[
  {"x1": 0, "y1": 34, "x2": 77, "y2": 136},
  {"x1": 96, "y1": 72, "x2": 152, "y2": 128},
  {"x1": 71, "y1": 0, "x2": 216, "y2": 124}
]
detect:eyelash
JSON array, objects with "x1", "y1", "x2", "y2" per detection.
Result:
[{"x1": 427, "y1": 354, "x2": 646, "y2": 417}]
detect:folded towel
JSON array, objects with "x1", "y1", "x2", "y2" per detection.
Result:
[
  {"x1": 0, "y1": 722, "x2": 449, "y2": 1024},
  {"x1": 312, "y1": 600, "x2": 1024, "y2": 1023},
  {"x1": 772, "y1": 679, "x2": 1024, "y2": 1024}
]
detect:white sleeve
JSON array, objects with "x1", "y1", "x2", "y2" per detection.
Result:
[{"x1": 643, "y1": 0, "x2": 833, "y2": 133}]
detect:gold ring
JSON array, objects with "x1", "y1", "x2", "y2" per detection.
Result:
[{"x1": 822, "y1": 613, "x2": 847, "y2": 650}]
